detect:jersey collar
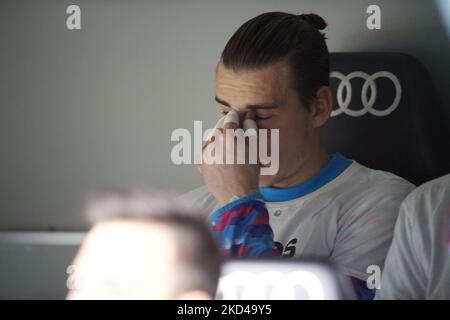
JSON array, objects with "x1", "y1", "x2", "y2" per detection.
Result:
[{"x1": 260, "y1": 153, "x2": 352, "y2": 202}]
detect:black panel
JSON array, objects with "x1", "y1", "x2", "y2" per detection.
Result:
[{"x1": 322, "y1": 53, "x2": 450, "y2": 185}]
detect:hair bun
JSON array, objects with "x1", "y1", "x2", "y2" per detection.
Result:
[{"x1": 298, "y1": 13, "x2": 327, "y2": 30}]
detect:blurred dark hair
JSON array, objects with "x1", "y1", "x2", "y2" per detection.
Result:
[
  {"x1": 221, "y1": 12, "x2": 329, "y2": 108},
  {"x1": 85, "y1": 190, "x2": 221, "y2": 297}
]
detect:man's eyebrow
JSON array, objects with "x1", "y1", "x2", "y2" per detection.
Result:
[
  {"x1": 215, "y1": 96, "x2": 230, "y2": 107},
  {"x1": 214, "y1": 96, "x2": 278, "y2": 109}
]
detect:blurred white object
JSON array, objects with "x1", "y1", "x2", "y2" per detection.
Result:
[{"x1": 216, "y1": 259, "x2": 355, "y2": 300}]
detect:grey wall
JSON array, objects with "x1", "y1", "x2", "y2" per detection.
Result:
[
  {"x1": 1, "y1": 0, "x2": 449, "y2": 230},
  {"x1": 0, "y1": 232, "x2": 83, "y2": 299}
]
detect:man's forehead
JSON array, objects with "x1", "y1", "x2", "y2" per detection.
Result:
[
  {"x1": 217, "y1": 61, "x2": 289, "y2": 87},
  {"x1": 70, "y1": 220, "x2": 179, "y2": 299},
  {"x1": 215, "y1": 62, "x2": 290, "y2": 107},
  {"x1": 78, "y1": 220, "x2": 179, "y2": 265}
]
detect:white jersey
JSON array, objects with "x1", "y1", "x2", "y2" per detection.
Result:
[
  {"x1": 375, "y1": 174, "x2": 450, "y2": 300},
  {"x1": 180, "y1": 153, "x2": 414, "y2": 281}
]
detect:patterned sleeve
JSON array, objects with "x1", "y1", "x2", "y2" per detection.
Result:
[{"x1": 210, "y1": 194, "x2": 279, "y2": 257}]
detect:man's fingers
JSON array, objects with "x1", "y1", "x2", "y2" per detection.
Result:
[
  {"x1": 204, "y1": 116, "x2": 226, "y2": 142},
  {"x1": 243, "y1": 110, "x2": 257, "y2": 136},
  {"x1": 222, "y1": 109, "x2": 239, "y2": 129},
  {"x1": 215, "y1": 116, "x2": 226, "y2": 129},
  {"x1": 243, "y1": 110, "x2": 258, "y2": 164},
  {"x1": 202, "y1": 127, "x2": 223, "y2": 151},
  {"x1": 197, "y1": 110, "x2": 261, "y2": 170}
]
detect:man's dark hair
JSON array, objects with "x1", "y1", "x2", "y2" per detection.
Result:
[
  {"x1": 85, "y1": 190, "x2": 221, "y2": 297},
  {"x1": 221, "y1": 12, "x2": 329, "y2": 108}
]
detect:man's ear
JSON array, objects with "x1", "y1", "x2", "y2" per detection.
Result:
[
  {"x1": 311, "y1": 86, "x2": 333, "y2": 128},
  {"x1": 176, "y1": 290, "x2": 212, "y2": 300}
]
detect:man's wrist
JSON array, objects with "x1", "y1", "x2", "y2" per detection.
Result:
[
  {"x1": 213, "y1": 193, "x2": 264, "y2": 218},
  {"x1": 219, "y1": 190, "x2": 260, "y2": 207}
]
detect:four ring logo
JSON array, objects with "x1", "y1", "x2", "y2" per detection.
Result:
[
  {"x1": 216, "y1": 270, "x2": 326, "y2": 300},
  {"x1": 330, "y1": 71, "x2": 402, "y2": 117}
]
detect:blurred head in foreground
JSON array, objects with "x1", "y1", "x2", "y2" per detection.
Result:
[{"x1": 67, "y1": 191, "x2": 221, "y2": 300}]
